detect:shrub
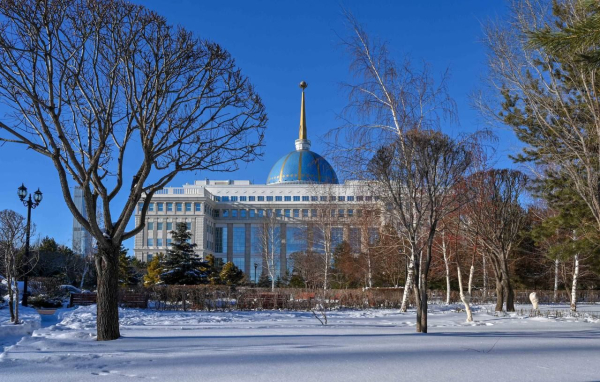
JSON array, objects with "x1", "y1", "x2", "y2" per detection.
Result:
[{"x1": 28, "y1": 294, "x2": 63, "y2": 309}]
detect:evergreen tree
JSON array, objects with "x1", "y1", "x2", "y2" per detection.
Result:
[
  {"x1": 118, "y1": 246, "x2": 143, "y2": 287},
  {"x1": 220, "y1": 261, "x2": 244, "y2": 286},
  {"x1": 257, "y1": 273, "x2": 272, "y2": 288},
  {"x1": 161, "y1": 223, "x2": 207, "y2": 285},
  {"x1": 204, "y1": 254, "x2": 223, "y2": 285},
  {"x1": 529, "y1": 1, "x2": 600, "y2": 68},
  {"x1": 144, "y1": 253, "x2": 164, "y2": 286},
  {"x1": 288, "y1": 269, "x2": 306, "y2": 288}
]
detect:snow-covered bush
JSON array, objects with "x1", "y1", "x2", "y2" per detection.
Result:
[{"x1": 28, "y1": 294, "x2": 63, "y2": 309}]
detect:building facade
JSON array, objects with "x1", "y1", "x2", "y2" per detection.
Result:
[{"x1": 134, "y1": 83, "x2": 375, "y2": 280}]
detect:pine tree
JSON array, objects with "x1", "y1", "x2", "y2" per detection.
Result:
[
  {"x1": 220, "y1": 261, "x2": 244, "y2": 286},
  {"x1": 288, "y1": 270, "x2": 305, "y2": 288},
  {"x1": 118, "y1": 246, "x2": 142, "y2": 287},
  {"x1": 257, "y1": 273, "x2": 272, "y2": 288},
  {"x1": 529, "y1": 1, "x2": 600, "y2": 68},
  {"x1": 144, "y1": 253, "x2": 164, "y2": 286},
  {"x1": 204, "y1": 254, "x2": 224, "y2": 285},
  {"x1": 161, "y1": 223, "x2": 207, "y2": 285}
]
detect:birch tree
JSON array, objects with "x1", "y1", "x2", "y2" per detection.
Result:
[
  {"x1": 257, "y1": 211, "x2": 280, "y2": 291},
  {"x1": 368, "y1": 130, "x2": 475, "y2": 333},
  {"x1": 0, "y1": 0, "x2": 266, "y2": 340},
  {"x1": 332, "y1": 12, "x2": 467, "y2": 333}
]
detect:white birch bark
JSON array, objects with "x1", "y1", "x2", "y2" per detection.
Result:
[
  {"x1": 468, "y1": 264, "x2": 475, "y2": 296},
  {"x1": 553, "y1": 259, "x2": 559, "y2": 304},
  {"x1": 457, "y1": 263, "x2": 473, "y2": 322},
  {"x1": 442, "y1": 233, "x2": 451, "y2": 305},
  {"x1": 571, "y1": 254, "x2": 579, "y2": 312},
  {"x1": 400, "y1": 256, "x2": 414, "y2": 312}
]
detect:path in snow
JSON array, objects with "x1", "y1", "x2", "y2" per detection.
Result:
[{"x1": 0, "y1": 304, "x2": 599, "y2": 381}]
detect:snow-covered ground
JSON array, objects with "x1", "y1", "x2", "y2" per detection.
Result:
[
  {"x1": 0, "y1": 305, "x2": 41, "y2": 352},
  {"x1": 1, "y1": 304, "x2": 599, "y2": 381}
]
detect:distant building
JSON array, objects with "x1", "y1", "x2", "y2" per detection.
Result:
[
  {"x1": 134, "y1": 83, "x2": 377, "y2": 278},
  {"x1": 72, "y1": 186, "x2": 93, "y2": 256}
]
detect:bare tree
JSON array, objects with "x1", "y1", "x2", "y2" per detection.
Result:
[
  {"x1": 463, "y1": 170, "x2": 528, "y2": 312},
  {"x1": 257, "y1": 211, "x2": 280, "y2": 291},
  {"x1": 368, "y1": 130, "x2": 475, "y2": 333},
  {"x1": 0, "y1": 209, "x2": 31, "y2": 324},
  {"x1": 308, "y1": 184, "x2": 341, "y2": 290},
  {"x1": 352, "y1": 201, "x2": 385, "y2": 289},
  {"x1": 0, "y1": 0, "x2": 265, "y2": 340},
  {"x1": 329, "y1": 11, "x2": 456, "y2": 181}
]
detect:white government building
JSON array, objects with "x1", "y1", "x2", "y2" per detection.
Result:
[{"x1": 134, "y1": 83, "x2": 376, "y2": 280}]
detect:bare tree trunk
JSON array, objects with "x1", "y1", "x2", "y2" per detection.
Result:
[
  {"x1": 495, "y1": 278, "x2": 504, "y2": 312},
  {"x1": 6, "y1": 273, "x2": 15, "y2": 322},
  {"x1": 366, "y1": 255, "x2": 373, "y2": 289},
  {"x1": 442, "y1": 236, "x2": 451, "y2": 305},
  {"x1": 457, "y1": 262, "x2": 473, "y2": 322},
  {"x1": 418, "y1": 251, "x2": 423, "y2": 290},
  {"x1": 323, "y1": 251, "x2": 329, "y2": 291},
  {"x1": 417, "y1": 280, "x2": 428, "y2": 333},
  {"x1": 553, "y1": 259, "x2": 559, "y2": 303},
  {"x1": 413, "y1": 280, "x2": 422, "y2": 332},
  {"x1": 503, "y1": 262, "x2": 515, "y2": 312},
  {"x1": 96, "y1": 245, "x2": 121, "y2": 341},
  {"x1": 571, "y1": 254, "x2": 579, "y2": 312},
  {"x1": 400, "y1": 257, "x2": 414, "y2": 312},
  {"x1": 13, "y1": 268, "x2": 20, "y2": 324},
  {"x1": 482, "y1": 254, "x2": 488, "y2": 301}
]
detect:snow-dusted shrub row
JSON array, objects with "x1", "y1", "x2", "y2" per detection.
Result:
[{"x1": 132, "y1": 286, "x2": 600, "y2": 312}]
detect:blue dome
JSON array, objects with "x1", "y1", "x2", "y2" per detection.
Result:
[{"x1": 267, "y1": 149, "x2": 339, "y2": 185}]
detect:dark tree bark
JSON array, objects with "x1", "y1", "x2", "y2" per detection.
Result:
[
  {"x1": 95, "y1": 245, "x2": 121, "y2": 341},
  {"x1": 495, "y1": 278, "x2": 504, "y2": 312}
]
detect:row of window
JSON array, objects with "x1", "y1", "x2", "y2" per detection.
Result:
[
  {"x1": 215, "y1": 195, "x2": 375, "y2": 202},
  {"x1": 214, "y1": 208, "x2": 364, "y2": 219},
  {"x1": 147, "y1": 238, "x2": 171, "y2": 247},
  {"x1": 146, "y1": 222, "x2": 192, "y2": 231},
  {"x1": 213, "y1": 225, "x2": 379, "y2": 256},
  {"x1": 146, "y1": 237, "x2": 192, "y2": 247},
  {"x1": 139, "y1": 202, "x2": 214, "y2": 215}
]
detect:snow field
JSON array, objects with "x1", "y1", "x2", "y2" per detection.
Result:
[{"x1": 0, "y1": 304, "x2": 599, "y2": 381}]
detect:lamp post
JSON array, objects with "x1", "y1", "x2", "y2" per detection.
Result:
[
  {"x1": 17, "y1": 183, "x2": 43, "y2": 307},
  {"x1": 254, "y1": 262, "x2": 258, "y2": 285}
]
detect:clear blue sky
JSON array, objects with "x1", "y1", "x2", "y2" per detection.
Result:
[{"x1": 0, "y1": 0, "x2": 518, "y2": 254}]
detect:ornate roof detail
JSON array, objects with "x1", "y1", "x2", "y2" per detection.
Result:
[{"x1": 266, "y1": 81, "x2": 339, "y2": 185}]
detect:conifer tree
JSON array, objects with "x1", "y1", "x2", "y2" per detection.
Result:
[
  {"x1": 118, "y1": 246, "x2": 142, "y2": 287},
  {"x1": 204, "y1": 254, "x2": 224, "y2": 285},
  {"x1": 288, "y1": 270, "x2": 306, "y2": 288},
  {"x1": 220, "y1": 262, "x2": 244, "y2": 286},
  {"x1": 258, "y1": 273, "x2": 272, "y2": 288},
  {"x1": 144, "y1": 253, "x2": 164, "y2": 287},
  {"x1": 161, "y1": 223, "x2": 207, "y2": 285}
]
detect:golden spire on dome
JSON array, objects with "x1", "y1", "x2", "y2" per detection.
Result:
[{"x1": 299, "y1": 81, "x2": 307, "y2": 140}]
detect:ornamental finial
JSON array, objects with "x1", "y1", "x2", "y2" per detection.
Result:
[{"x1": 299, "y1": 81, "x2": 307, "y2": 140}]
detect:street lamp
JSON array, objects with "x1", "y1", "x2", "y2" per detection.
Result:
[
  {"x1": 17, "y1": 183, "x2": 43, "y2": 307},
  {"x1": 254, "y1": 262, "x2": 258, "y2": 285}
]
